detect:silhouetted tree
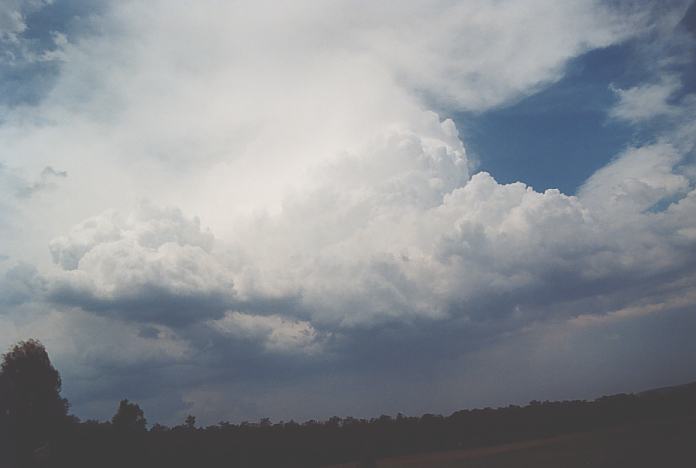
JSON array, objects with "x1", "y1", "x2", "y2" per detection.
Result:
[
  {"x1": 151, "y1": 422, "x2": 169, "y2": 432},
  {"x1": 112, "y1": 399, "x2": 147, "y2": 432},
  {"x1": 184, "y1": 414, "x2": 196, "y2": 430},
  {"x1": 0, "y1": 339, "x2": 69, "y2": 466},
  {"x1": 108, "y1": 399, "x2": 148, "y2": 467}
]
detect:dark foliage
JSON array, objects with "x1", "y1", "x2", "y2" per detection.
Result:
[
  {"x1": 112, "y1": 399, "x2": 147, "y2": 432},
  {"x1": 2, "y1": 339, "x2": 696, "y2": 467},
  {"x1": 0, "y1": 340, "x2": 70, "y2": 467}
]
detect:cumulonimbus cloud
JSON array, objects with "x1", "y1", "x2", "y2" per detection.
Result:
[{"x1": 8, "y1": 0, "x2": 695, "y2": 348}]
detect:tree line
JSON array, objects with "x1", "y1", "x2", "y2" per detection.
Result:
[{"x1": 1, "y1": 339, "x2": 695, "y2": 467}]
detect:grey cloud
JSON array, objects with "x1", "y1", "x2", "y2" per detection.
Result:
[
  {"x1": 0, "y1": 262, "x2": 46, "y2": 306},
  {"x1": 16, "y1": 165, "x2": 67, "y2": 198},
  {"x1": 0, "y1": 163, "x2": 67, "y2": 203},
  {"x1": 41, "y1": 165, "x2": 66, "y2": 177},
  {"x1": 48, "y1": 282, "x2": 232, "y2": 327},
  {"x1": 97, "y1": 298, "x2": 696, "y2": 426},
  {"x1": 679, "y1": 1, "x2": 696, "y2": 34}
]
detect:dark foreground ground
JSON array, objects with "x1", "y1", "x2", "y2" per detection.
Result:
[{"x1": 328, "y1": 416, "x2": 696, "y2": 468}]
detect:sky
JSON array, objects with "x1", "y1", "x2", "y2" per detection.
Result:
[{"x1": 0, "y1": 0, "x2": 695, "y2": 426}]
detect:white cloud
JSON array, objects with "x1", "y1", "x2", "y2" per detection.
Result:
[
  {"x1": 0, "y1": 0, "x2": 50, "y2": 44},
  {"x1": 579, "y1": 143, "x2": 690, "y2": 213},
  {"x1": 44, "y1": 138, "x2": 696, "y2": 332},
  {"x1": 609, "y1": 76, "x2": 682, "y2": 123},
  {"x1": 47, "y1": 203, "x2": 236, "y2": 325},
  {"x1": 0, "y1": 0, "x2": 56, "y2": 66},
  {"x1": 0, "y1": 0, "x2": 642, "y2": 228},
  {"x1": 2, "y1": 0, "x2": 686, "y2": 336},
  {"x1": 210, "y1": 312, "x2": 325, "y2": 355},
  {"x1": 358, "y1": 0, "x2": 638, "y2": 110}
]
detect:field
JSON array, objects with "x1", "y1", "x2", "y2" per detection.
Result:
[{"x1": 328, "y1": 417, "x2": 696, "y2": 468}]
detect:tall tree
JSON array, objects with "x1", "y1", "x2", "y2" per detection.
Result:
[
  {"x1": 112, "y1": 399, "x2": 147, "y2": 432},
  {"x1": 0, "y1": 339, "x2": 69, "y2": 465}
]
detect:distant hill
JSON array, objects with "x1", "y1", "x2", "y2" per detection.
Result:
[{"x1": 638, "y1": 380, "x2": 696, "y2": 398}]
